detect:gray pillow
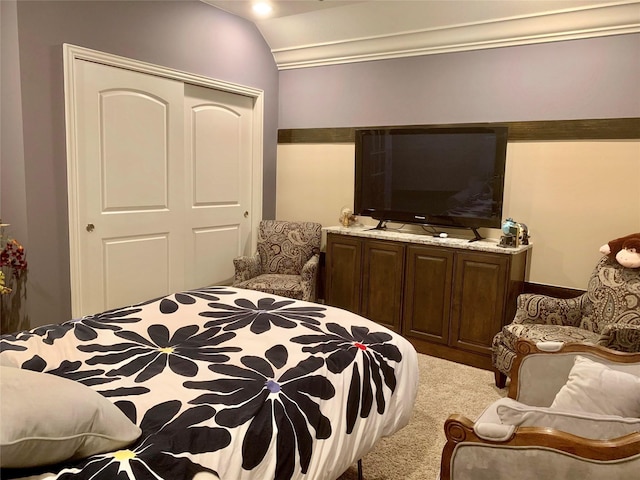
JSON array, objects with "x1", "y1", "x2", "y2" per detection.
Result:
[{"x1": 0, "y1": 366, "x2": 142, "y2": 468}]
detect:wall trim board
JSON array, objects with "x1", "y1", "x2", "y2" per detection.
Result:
[
  {"x1": 278, "y1": 118, "x2": 640, "y2": 143},
  {"x1": 523, "y1": 282, "x2": 585, "y2": 299}
]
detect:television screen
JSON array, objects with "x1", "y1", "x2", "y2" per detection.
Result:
[{"x1": 354, "y1": 126, "x2": 508, "y2": 231}]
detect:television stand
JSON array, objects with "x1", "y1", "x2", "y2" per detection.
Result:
[{"x1": 323, "y1": 226, "x2": 531, "y2": 371}]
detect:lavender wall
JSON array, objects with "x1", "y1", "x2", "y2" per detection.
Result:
[
  {"x1": 279, "y1": 34, "x2": 640, "y2": 128},
  {"x1": 9, "y1": 0, "x2": 278, "y2": 326}
]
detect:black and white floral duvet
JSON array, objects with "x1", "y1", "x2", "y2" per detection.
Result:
[{"x1": 0, "y1": 287, "x2": 418, "y2": 480}]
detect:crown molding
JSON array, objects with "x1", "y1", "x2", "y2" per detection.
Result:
[{"x1": 273, "y1": 2, "x2": 640, "y2": 70}]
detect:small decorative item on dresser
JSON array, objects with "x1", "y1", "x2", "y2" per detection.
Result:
[
  {"x1": 1, "y1": 220, "x2": 29, "y2": 333},
  {"x1": 518, "y1": 222, "x2": 530, "y2": 245},
  {"x1": 339, "y1": 206, "x2": 356, "y2": 227},
  {"x1": 499, "y1": 218, "x2": 518, "y2": 248},
  {"x1": 499, "y1": 217, "x2": 530, "y2": 248}
]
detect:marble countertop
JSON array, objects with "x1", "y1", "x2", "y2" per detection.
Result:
[{"x1": 323, "y1": 225, "x2": 532, "y2": 255}]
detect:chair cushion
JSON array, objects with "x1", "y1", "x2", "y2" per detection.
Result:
[
  {"x1": 500, "y1": 323, "x2": 600, "y2": 352},
  {"x1": 235, "y1": 274, "x2": 304, "y2": 300},
  {"x1": 550, "y1": 355, "x2": 640, "y2": 417}
]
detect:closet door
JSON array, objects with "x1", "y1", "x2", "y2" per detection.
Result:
[
  {"x1": 183, "y1": 84, "x2": 253, "y2": 290},
  {"x1": 74, "y1": 59, "x2": 185, "y2": 315},
  {"x1": 70, "y1": 59, "x2": 255, "y2": 316}
]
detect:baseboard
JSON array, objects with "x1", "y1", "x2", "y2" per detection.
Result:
[{"x1": 406, "y1": 337, "x2": 494, "y2": 371}]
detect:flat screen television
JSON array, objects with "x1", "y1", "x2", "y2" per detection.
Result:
[{"x1": 354, "y1": 125, "x2": 508, "y2": 238}]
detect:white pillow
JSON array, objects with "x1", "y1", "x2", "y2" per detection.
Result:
[
  {"x1": 497, "y1": 403, "x2": 640, "y2": 440},
  {"x1": 550, "y1": 355, "x2": 640, "y2": 417},
  {"x1": 0, "y1": 366, "x2": 142, "y2": 468}
]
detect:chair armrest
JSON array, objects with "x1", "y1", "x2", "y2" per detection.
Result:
[
  {"x1": 597, "y1": 321, "x2": 640, "y2": 353},
  {"x1": 300, "y1": 254, "x2": 319, "y2": 282},
  {"x1": 232, "y1": 252, "x2": 261, "y2": 284},
  {"x1": 473, "y1": 422, "x2": 515, "y2": 442},
  {"x1": 300, "y1": 254, "x2": 320, "y2": 302},
  {"x1": 440, "y1": 414, "x2": 640, "y2": 480},
  {"x1": 511, "y1": 293, "x2": 586, "y2": 327}
]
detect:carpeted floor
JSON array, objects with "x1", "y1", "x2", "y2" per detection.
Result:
[{"x1": 336, "y1": 353, "x2": 507, "y2": 480}]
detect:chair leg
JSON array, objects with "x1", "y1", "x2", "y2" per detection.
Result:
[
  {"x1": 357, "y1": 459, "x2": 363, "y2": 480},
  {"x1": 494, "y1": 370, "x2": 507, "y2": 388}
]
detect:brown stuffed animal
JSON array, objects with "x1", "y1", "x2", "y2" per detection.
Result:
[{"x1": 599, "y1": 232, "x2": 640, "y2": 268}]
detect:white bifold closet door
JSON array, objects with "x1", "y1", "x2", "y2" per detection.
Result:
[{"x1": 72, "y1": 59, "x2": 253, "y2": 316}]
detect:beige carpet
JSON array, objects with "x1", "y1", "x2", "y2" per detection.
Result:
[{"x1": 337, "y1": 353, "x2": 507, "y2": 480}]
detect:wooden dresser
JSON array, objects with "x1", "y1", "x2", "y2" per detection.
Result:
[{"x1": 324, "y1": 226, "x2": 532, "y2": 371}]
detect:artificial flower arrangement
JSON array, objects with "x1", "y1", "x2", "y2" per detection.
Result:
[{"x1": 0, "y1": 221, "x2": 28, "y2": 294}]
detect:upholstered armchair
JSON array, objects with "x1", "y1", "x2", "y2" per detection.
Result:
[
  {"x1": 440, "y1": 340, "x2": 640, "y2": 480},
  {"x1": 233, "y1": 220, "x2": 322, "y2": 302},
  {"x1": 492, "y1": 255, "x2": 640, "y2": 387}
]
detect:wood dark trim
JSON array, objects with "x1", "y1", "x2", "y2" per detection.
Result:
[
  {"x1": 278, "y1": 127, "x2": 355, "y2": 144},
  {"x1": 523, "y1": 282, "x2": 585, "y2": 299},
  {"x1": 278, "y1": 118, "x2": 640, "y2": 143}
]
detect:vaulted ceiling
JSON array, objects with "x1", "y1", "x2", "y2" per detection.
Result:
[{"x1": 202, "y1": 0, "x2": 640, "y2": 69}]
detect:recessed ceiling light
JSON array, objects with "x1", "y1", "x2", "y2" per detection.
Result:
[{"x1": 252, "y1": 2, "x2": 273, "y2": 17}]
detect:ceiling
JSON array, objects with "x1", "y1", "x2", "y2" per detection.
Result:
[
  {"x1": 202, "y1": 0, "x2": 640, "y2": 70},
  {"x1": 202, "y1": 0, "x2": 365, "y2": 19}
]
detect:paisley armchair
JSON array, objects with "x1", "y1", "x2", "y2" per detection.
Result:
[
  {"x1": 233, "y1": 220, "x2": 322, "y2": 302},
  {"x1": 492, "y1": 255, "x2": 640, "y2": 387}
]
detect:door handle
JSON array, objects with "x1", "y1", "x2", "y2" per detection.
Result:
[{"x1": 86, "y1": 223, "x2": 95, "y2": 232}]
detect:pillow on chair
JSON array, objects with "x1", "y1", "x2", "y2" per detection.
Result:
[{"x1": 549, "y1": 355, "x2": 640, "y2": 417}]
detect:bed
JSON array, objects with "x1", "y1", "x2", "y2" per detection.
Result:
[{"x1": 0, "y1": 286, "x2": 418, "y2": 480}]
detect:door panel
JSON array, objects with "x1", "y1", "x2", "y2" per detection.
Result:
[
  {"x1": 361, "y1": 240, "x2": 405, "y2": 333},
  {"x1": 451, "y1": 252, "x2": 508, "y2": 354},
  {"x1": 191, "y1": 225, "x2": 241, "y2": 289},
  {"x1": 104, "y1": 234, "x2": 170, "y2": 308},
  {"x1": 191, "y1": 104, "x2": 240, "y2": 205},
  {"x1": 325, "y1": 234, "x2": 362, "y2": 313},
  {"x1": 403, "y1": 245, "x2": 453, "y2": 344},
  {"x1": 101, "y1": 91, "x2": 169, "y2": 211}
]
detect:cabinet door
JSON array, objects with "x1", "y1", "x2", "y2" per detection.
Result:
[
  {"x1": 403, "y1": 245, "x2": 453, "y2": 344},
  {"x1": 361, "y1": 240, "x2": 405, "y2": 333},
  {"x1": 325, "y1": 234, "x2": 362, "y2": 313},
  {"x1": 450, "y1": 251, "x2": 508, "y2": 355}
]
